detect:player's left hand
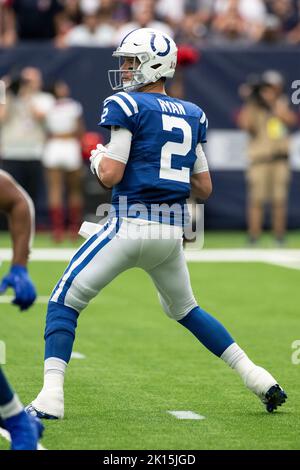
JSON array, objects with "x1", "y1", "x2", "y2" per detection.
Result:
[{"x1": 0, "y1": 265, "x2": 37, "y2": 311}]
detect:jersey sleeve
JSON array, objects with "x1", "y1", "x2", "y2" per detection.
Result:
[
  {"x1": 98, "y1": 92, "x2": 138, "y2": 134},
  {"x1": 198, "y1": 109, "x2": 208, "y2": 144}
]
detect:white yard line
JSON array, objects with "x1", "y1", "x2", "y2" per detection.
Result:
[
  {"x1": 0, "y1": 296, "x2": 49, "y2": 304},
  {"x1": 71, "y1": 351, "x2": 86, "y2": 359},
  {"x1": 1, "y1": 248, "x2": 300, "y2": 269},
  {"x1": 266, "y1": 261, "x2": 300, "y2": 271},
  {"x1": 0, "y1": 248, "x2": 75, "y2": 261},
  {"x1": 167, "y1": 411, "x2": 205, "y2": 420},
  {"x1": 184, "y1": 248, "x2": 300, "y2": 264},
  {"x1": 0, "y1": 426, "x2": 47, "y2": 450}
]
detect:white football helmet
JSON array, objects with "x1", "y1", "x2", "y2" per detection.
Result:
[{"x1": 108, "y1": 28, "x2": 178, "y2": 92}]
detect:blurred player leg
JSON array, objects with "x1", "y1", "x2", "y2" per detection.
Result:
[{"x1": 0, "y1": 368, "x2": 43, "y2": 450}]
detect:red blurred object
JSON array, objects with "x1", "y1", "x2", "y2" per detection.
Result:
[
  {"x1": 81, "y1": 132, "x2": 104, "y2": 161},
  {"x1": 177, "y1": 45, "x2": 200, "y2": 66}
]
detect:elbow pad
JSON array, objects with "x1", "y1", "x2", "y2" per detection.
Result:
[{"x1": 193, "y1": 143, "x2": 209, "y2": 174}]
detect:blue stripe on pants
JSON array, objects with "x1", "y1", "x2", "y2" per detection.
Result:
[
  {"x1": 57, "y1": 218, "x2": 121, "y2": 305},
  {"x1": 50, "y1": 219, "x2": 113, "y2": 301}
]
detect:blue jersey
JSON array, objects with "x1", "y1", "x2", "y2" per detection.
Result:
[{"x1": 99, "y1": 91, "x2": 208, "y2": 225}]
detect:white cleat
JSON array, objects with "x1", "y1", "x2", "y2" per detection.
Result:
[
  {"x1": 243, "y1": 366, "x2": 287, "y2": 412},
  {"x1": 25, "y1": 388, "x2": 64, "y2": 420}
]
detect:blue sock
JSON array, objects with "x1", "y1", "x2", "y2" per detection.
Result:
[
  {"x1": 44, "y1": 301, "x2": 79, "y2": 363},
  {"x1": 178, "y1": 306, "x2": 234, "y2": 357},
  {"x1": 0, "y1": 368, "x2": 14, "y2": 406}
]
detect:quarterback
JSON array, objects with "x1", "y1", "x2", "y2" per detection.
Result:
[{"x1": 27, "y1": 28, "x2": 286, "y2": 419}]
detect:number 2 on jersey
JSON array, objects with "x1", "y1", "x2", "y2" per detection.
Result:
[{"x1": 159, "y1": 115, "x2": 192, "y2": 183}]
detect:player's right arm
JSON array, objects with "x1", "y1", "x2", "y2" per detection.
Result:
[
  {"x1": 90, "y1": 92, "x2": 136, "y2": 188},
  {"x1": 0, "y1": 170, "x2": 36, "y2": 310},
  {"x1": 90, "y1": 126, "x2": 132, "y2": 189}
]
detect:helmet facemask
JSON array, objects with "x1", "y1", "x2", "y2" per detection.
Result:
[{"x1": 108, "y1": 53, "x2": 151, "y2": 92}]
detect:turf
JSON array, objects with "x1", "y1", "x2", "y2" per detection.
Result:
[{"x1": 0, "y1": 259, "x2": 299, "y2": 450}]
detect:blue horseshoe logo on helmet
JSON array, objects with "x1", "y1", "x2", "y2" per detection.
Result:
[{"x1": 150, "y1": 33, "x2": 171, "y2": 57}]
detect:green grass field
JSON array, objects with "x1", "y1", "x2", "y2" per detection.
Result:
[{"x1": 1, "y1": 242, "x2": 300, "y2": 450}]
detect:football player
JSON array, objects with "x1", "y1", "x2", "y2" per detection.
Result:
[
  {"x1": 27, "y1": 28, "x2": 286, "y2": 420},
  {"x1": 0, "y1": 170, "x2": 43, "y2": 449}
]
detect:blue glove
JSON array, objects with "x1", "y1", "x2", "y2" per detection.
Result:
[{"x1": 0, "y1": 265, "x2": 37, "y2": 311}]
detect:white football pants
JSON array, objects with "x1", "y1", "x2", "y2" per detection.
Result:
[{"x1": 50, "y1": 217, "x2": 198, "y2": 321}]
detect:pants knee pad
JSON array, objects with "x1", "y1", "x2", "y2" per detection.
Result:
[{"x1": 158, "y1": 292, "x2": 197, "y2": 321}]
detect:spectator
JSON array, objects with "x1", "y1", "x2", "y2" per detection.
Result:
[
  {"x1": 0, "y1": 0, "x2": 16, "y2": 46},
  {"x1": 0, "y1": 67, "x2": 54, "y2": 212},
  {"x1": 211, "y1": 0, "x2": 267, "y2": 44},
  {"x1": 174, "y1": 0, "x2": 214, "y2": 45},
  {"x1": 54, "y1": 0, "x2": 84, "y2": 47},
  {"x1": 53, "y1": 10, "x2": 76, "y2": 48},
  {"x1": 1, "y1": 0, "x2": 300, "y2": 47},
  {"x1": 237, "y1": 71, "x2": 298, "y2": 245},
  {"x1": 64, "y1": 0, "x2": 118, "y2": 46},
  {"x1": 155, "y1": 0, "x2": 186, "y2": 28},
  {"x1": 214, "y1": 0, "x2": 267, "y2": 23},
  {"x1": 114, "y1": 0, "x2": 174, "y2": 46},
  {"x1": 2, "y1": 0, "x2": 64, "y2": 45},
  {"x1": 267, "y1": 0, "x2": 300, "y2": 43},
  {"x1": 64, "y1": 0, "x2": 82, "y2": 24},
  {"x1": 43, "y1": 81, "x2": 84, "y2": 241}
]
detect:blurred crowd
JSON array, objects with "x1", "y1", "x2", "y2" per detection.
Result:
[
  {"x1": 0, "y1": 66, "x2": 104, "y2": 241},
  {"x1": 1, "y1": 0, "x2": 300, "y2": 48},
  {"x1": 0, "y1": 63, "x2": 297, "y2": 244},
  {"x1": 0, "y1": 1, "x2": 299, "y2": 243}
]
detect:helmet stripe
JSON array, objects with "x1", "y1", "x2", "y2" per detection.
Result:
[{"x1": 120, "y1": 28, "x2": 140, "y2": 46}]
